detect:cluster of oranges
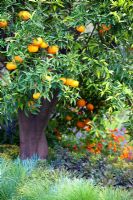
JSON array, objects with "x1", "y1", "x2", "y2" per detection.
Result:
[
  {"x1": 99, "y1": 24, "x2": 112, "y2": 36},
  {"x1": 5, "y1": 37, "x2": 59, "y2": 71},
  {"x1": 60, "y1": 78, "x2": 79, "y2": 88},
  {"x1": 6, "y1": 56, "x2": 23, "y2": 71},
  {"x1": 27, "y1": 37, "x2": 59, "y2": 55},
  {"x1": 76, "y1": 99, "x2": 94, "y2": 111},
  {"x1": 28, "y1": 37, "x2": 49, "y2": 53},
  {"x1": 3, "y1": 11, "x2": 85, "y2": 105},
  {"x1": 65, "y1": 98, "x2": 94, "y2": 131},
  {"x1": 76, "y1": 118, "x2": 91, "y2": 131},
  {"x1": 31, "y1": 77, "x2": 79, "y2": 102}
]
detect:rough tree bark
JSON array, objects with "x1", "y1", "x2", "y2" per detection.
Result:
[{"x1": 18, "y1": 94, "x2": 58, "y2": 159}]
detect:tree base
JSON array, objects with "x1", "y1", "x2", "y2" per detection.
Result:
[{"x1": 18, "y1": 96, "x2": 58, "y2": 159}]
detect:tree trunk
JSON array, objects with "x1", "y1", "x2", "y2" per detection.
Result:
[{"x1": 18, "y1": 95, "x2": 58, "y2": 159}]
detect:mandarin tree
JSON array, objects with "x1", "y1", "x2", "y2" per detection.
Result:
[{"x1": 0, "y1": 0, "x2": 133, "y2": 159}]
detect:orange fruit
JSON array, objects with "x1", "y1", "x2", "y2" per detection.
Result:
[
  {"x1": 47, "y1": 46, "x2": 59, "y2": 54},
  {"x1": 65, "y1": 78, "x2": 73, "y2": 86},
  {"x1": 0, "y1": 20, "x2": 8, "y2": 28},
  {"x1": 33, "y1": 92, "x2": 41, "y2": 100},
  {"x1": 76, "y1": 121, "x2": 85, "y2": 128},
  {"x1": 60, "y1": 77, "x2": 67, "y2": 84},
  {"x1": 6, "y1": 62, "x2": 17, "y2": 71},
  {"x1": 86, "y1": 103, "x2": 94, "y2": 111},
  {"x1": 77, "y1": 99, "x2": 86, "y2": 107},
  {"x1": 40, "y1": 41, "x2": 48, "y2": 49},
  {"x1": 13, "y1": 56, "x2": 23, "y2": 63},
  {"x1": 18, "y1": 11, "x2": 31, "y2": 21},
  {"x1": 66, "y1": 79, "x2": 79, "y2": 88},
  {"x1": 76, "y1": 25, "x2": 85, "y2": 33},
  {"x1": 66, "y1": 115, "x2": 72, "y2": 121},
  {"x1": 73, "y1": 81, "x2": 79, "y2": 87},
  {"x1": 28, "y1": 45, "x2": 39, "y2": 53},
  {"x1": 65, "y1": 79, "x2": 73, "y2": 86},
  {"x1": 32, "y1": 37, "x2": 43, "y2": 46}
]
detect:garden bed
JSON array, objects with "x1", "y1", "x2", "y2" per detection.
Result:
[{"x1": 0, "y1": 158, "x2": 133, "y2": 200}]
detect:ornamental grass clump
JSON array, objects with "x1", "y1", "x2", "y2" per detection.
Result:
[{"x1": 0, "y1": 159, "x2": 26, "y2": 200}]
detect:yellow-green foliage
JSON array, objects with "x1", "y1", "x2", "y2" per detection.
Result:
[{"x1": 0, "y1": 144, "x2": 19, "y2": 159}]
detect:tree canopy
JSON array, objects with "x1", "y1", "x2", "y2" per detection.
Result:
[{"x1": 0, "y1": 0, "x2": 133, "y2": 125}]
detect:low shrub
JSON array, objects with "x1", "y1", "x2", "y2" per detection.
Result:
[
  {"x1": 49, "y1": 147, "x2": 133, "y2": 188},
  {"x1": 0, "y1": 144, "x2": 19, "y2": 159}
]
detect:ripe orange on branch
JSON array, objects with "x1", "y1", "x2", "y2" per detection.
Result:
[
  {"x1": 76, "y1": 25, "x2": 85, "y2": 33},
  {"x1": 33, "y1": 92, "x2": 41, "y2": 100},
  {"x1": 65, "y1": 79, "x2": 79, "y2": 88},
  {"x1": 13, "y1": 56, "x2": 23, "y2": 63},
  {"x1": 0, "y1": 20, "x2": 8, "y2": 28},
  {"x1": 28, "y1": 45, "x2": 39, "y2": 53},
  {"x1": 6, "y1": 62, "x2": 17, "y2": 71},
  {"x1": 86, "y1": 103, "x2": 94, "y2": 111},
  {"x1": 47, "y1": 46, "x2": 59, "y2": 54},
  {"x1": 18, "y1": 11, "x2": 31, "y2": 21},
  {"x1": 76, "y1": 99, "x2": 86, "y2": 107},
  {"x1": 71, "y1": 80, "x2": 79, "y2": 87},
  {"x1": 66, "y1": 115, "x2": 72, "y2": 121},
  {"x1": 76, "y1": 121, "x2": 85, "y2": 128}
]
